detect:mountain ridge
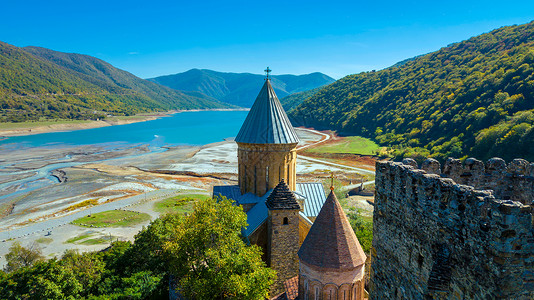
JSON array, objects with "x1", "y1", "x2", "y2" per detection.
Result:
[
  {"x1": 148, "y1": 69, "x2": 335, "y2": 108},
  {"x1": 0, "y1": 42, "x2": 228, "y2": 122}
]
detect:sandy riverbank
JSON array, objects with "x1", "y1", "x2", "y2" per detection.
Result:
[
  {"x1": 0, "y1": 128, "x2": 376, "y2": 267},
  {"x1": 0, "y1": 108, "x2": 249, "y2": 138}
]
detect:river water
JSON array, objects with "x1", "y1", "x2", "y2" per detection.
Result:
[
  {"x1": 0, "y1": 110, "x2": 248, "y2": 202},
  {"x1": 0, "y1": 110, "x2": 249, "y2": 148}
]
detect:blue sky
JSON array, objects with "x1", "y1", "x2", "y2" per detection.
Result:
[{"x1": 2, "y1": 0, "x2": 533, "y2": 79}]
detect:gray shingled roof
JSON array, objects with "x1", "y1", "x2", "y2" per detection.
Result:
[
  {"x1": 266, "y1": 180, "x2": 301, "y2": 210},
  {"x1": 235, "y1": 80, "x2": 300, "y2": 144},
  {"x1": 295, "y1": 183, "x2": 326, "y2": 217}
]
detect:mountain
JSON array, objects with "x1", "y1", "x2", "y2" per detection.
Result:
[
  {"x1": 290, "y1": 21, "x2": 534, "y2": 162},
  {"x1": 280, "y1": 86, "x2": 325, "y2": 112},
  {"x1": 0, "y1": 42, "x2": 228, "y2": 122},
  {"x1": 147, "y1": 69, "x2": 335, "y2": 108}
]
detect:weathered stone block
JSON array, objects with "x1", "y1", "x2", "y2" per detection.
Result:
[{"x1": 371, "y1": 159, "x2": 533, "y2": 300}]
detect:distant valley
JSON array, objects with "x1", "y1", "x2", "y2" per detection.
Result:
[{"x1": 148, "y1": 69, "x2": 335, "y2": 108}]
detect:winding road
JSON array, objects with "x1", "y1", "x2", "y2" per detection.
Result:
[{"x1": 0, "y1": 189, "x2": 182, "y2": 241}]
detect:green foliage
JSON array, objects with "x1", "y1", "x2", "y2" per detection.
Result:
[
  {"x1": 0, "y1": 259, "x2": 82, "y2": 300},
  {"x1": 0, "y1": 42, "x2": 229, "y2": 123},
  {"x1": 164, "y1": 197, "x2": 275, "y2": 299},
  {"x1": 346, "y1": 209, "x2": 373, "y2": 254},
  {"x1": 3, "y1": 242, "x2": 45, "y2": 272},
  {"x1": 0, "y1": 198, "x2": 274, "y2": 299},
  {"x1": 290, "y1": 21, "x2": 534, "y2": 162},
  {"x1": 60, "y1": 250, "x2": 106, "y2": 294},
  {"x1": 280, "y1": 86, "x2": 326, "y2": 112}
]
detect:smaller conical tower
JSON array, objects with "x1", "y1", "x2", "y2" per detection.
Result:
[
  {"x1": 235, "y1": 69, "x2": 300, "y2": 196},
  {"x1": 266, "y1": 179, "x2": 301, "y2": 295},
  {"x1": 298, "y1": 187, "x2": 367, "y2": 300}
]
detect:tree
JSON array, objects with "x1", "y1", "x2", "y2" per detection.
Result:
[
  {"x1": 60, "y1": 250, "x2": 106, "y2": 296},
  {"x1": 0, "y1": 259, "x2": 82, "y2": 299},
  {"x1": 3, "y1": 242, "x2": 45, "y2": 272},
  {"x1": 163, "y1": 197, "x2": 275, "y2": 299}
]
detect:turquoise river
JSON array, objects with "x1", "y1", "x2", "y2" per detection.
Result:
[{"x1": 0, "y1": 110, "x2": 249, "y2": 148}]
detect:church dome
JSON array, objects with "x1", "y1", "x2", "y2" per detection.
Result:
[{"x1": 235, "y1": 79, "x2": 299, "y2": 144}]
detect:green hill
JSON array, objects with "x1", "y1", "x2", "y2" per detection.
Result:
[
  {"x1": 0, "y1": 42, "x2": 228, "y2": 122},
  {"x1": 148, "y1": 69, "x2": 335, "y2": 108},
  {"x1": 290, "y1": 21, "x2": 534, "y2": 162},
  {"x1": 280, "y1": 86, "x2": 325, "y2": 112}
]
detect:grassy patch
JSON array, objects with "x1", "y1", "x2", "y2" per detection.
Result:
[
  {"x1": 65, "y1": 232, "x2": 95, "y2": 244},
  {"x1": 35, "y1": 237, "x2": 53, "y2": 244},
  {"x1": 154, "y1": 194, "x2": 210, "y2": 214},
  {"x1": 307, "y1": 136, "x2": 380, "y2": 155},
  {"x1": 71, "y1": 210, "x2": 151, "y2": 228},
  {"x1": 79, "y1": 235, "x2": 116, "y2": 245}
]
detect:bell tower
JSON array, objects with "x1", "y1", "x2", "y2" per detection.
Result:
[
  {"x1": 235, "y1": 68, "x2": 299, "y2": 196},
  {"x1": 266, "y1": 179, "x2": 301, "y2": 295}
]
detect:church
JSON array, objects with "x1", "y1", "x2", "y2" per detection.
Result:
[{"x1": 213, "y1": 69, "x2": 367, "y2": 299}]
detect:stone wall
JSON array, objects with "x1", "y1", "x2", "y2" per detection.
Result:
[
  {"x1": 415, "y1": 157, "x2": 534, "y2": 205},
  {"x1": 268, "y1": 209, "x2": 301, "y2": 295},
  {"x1": 237, "y1": 143, "x2": 298, "y2": 196},
  {"x1": 370, "y1": 158, "x2": 534, "y2": 300}
]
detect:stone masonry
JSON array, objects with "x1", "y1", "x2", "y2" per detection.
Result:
[
  {"x1": 266, "y1": 180, "x2": 302, "y2": 296},
  {"x1": 238, "y1": 142, "x2": 298, "y2": 196},
  {"x1": 268, "y1": 209, "x2": 301, "y2": 295},
  {"x1": 370, "y1": 158, "x2": 534, "y2": 299}
]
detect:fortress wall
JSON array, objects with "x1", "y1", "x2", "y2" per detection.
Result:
[
  {"x1": 414, "y1": 157, "x2": 534, "y2": 205},
  {"x1": 370, "y1": 159, "x2": 534, "y2": 300}
]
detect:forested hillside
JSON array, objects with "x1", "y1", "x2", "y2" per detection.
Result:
[
  {"x1": 0, "y1": 42, "x2": 228, "y2": 122},
  {"x1": 148, "y1": 69, "x2": 335, "y2": 108},
  {"x1": 280, "y1": 86, "x2": 324, "y2": 112},
  {"x1": 290, "y1": 21, "x2": 534, "y2": 161}
]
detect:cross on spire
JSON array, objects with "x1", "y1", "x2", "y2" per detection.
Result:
[
  {"x1": 330, "y1": 172, "x2": 335, "y2": 191},
  {"x1": 264, "y1": 67, "x2": 271, "y2": 80}
]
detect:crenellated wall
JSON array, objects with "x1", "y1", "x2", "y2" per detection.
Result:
[
  {"x1": 370, "y1": 158, "x2": 534, "y2": 300},
  {"x1": 414, "y1": 157, "x2": 534, "y2": 205}
]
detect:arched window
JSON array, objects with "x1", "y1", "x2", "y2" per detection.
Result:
[{"x1": 283, "y1": 217, "x2": 289, "y2": 225}]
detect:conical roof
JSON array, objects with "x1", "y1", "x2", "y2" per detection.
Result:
[
  {"x1": 298, "y1": 189, "x2": 366, "y2": 269},
  {"x1": 235, "y1": 80, "x2": 300, "y2": 144},
  {"x1": 266, "y1": 179, "x2": 301, "y2": 210}
]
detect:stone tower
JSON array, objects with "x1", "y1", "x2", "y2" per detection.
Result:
[
  {"x1": 235, "y1": 78, "x2": 299, "y2": 196},
  {"x1": 298, "y1": 188, "x2": 367, "y2": 300},
  {"x1": 266, "y1": 179, "x2": 301, "y2": 295}
]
